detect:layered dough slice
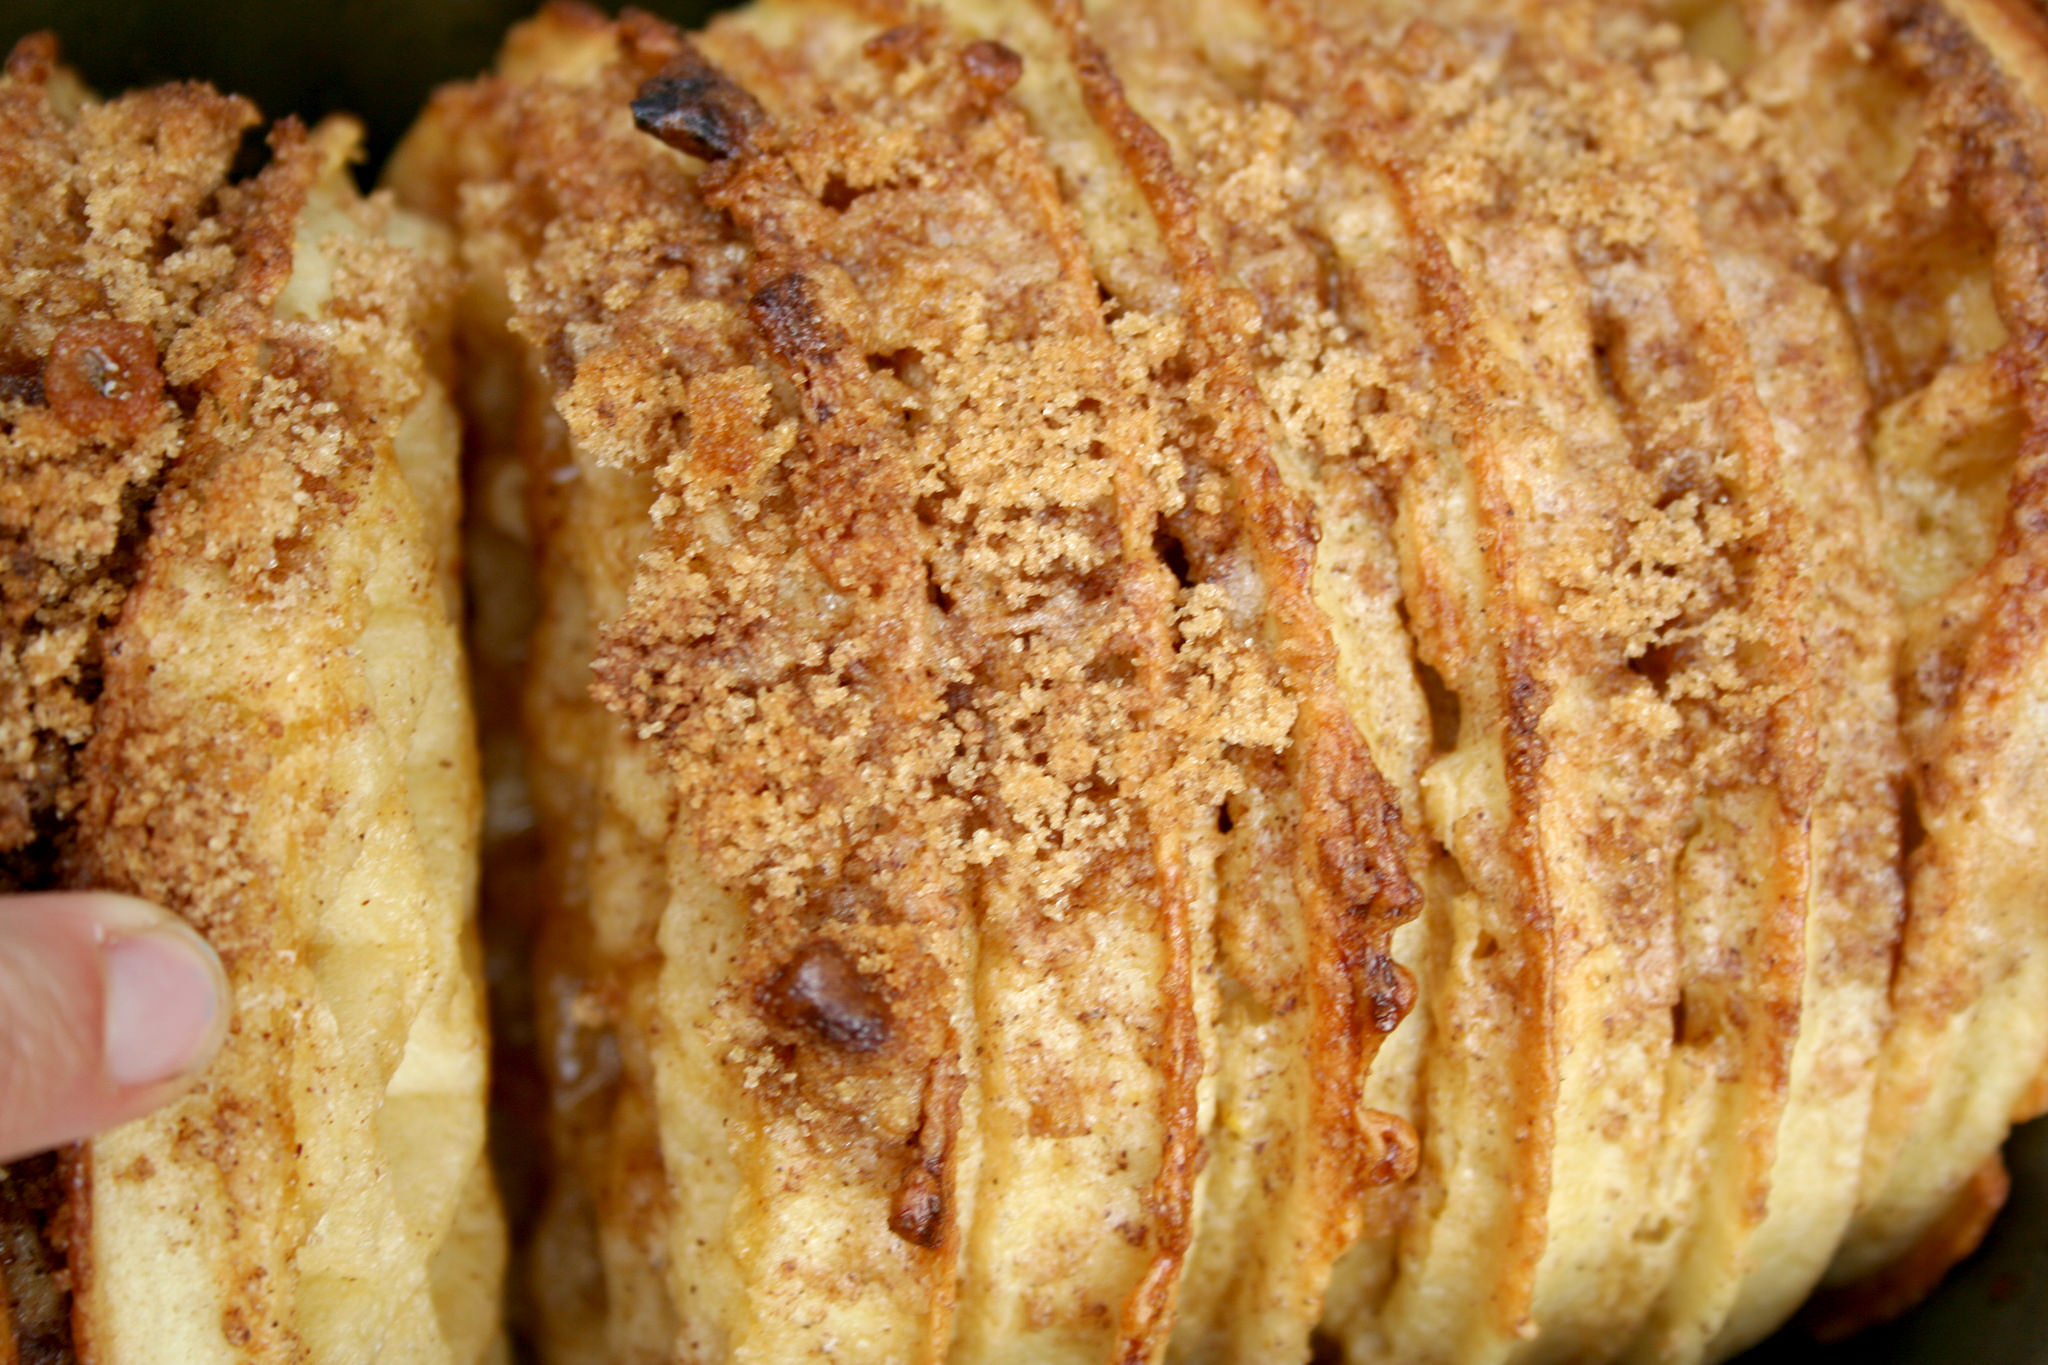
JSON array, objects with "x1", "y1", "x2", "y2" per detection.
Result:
[
  {"x1": 1725, "y1": 0, "x2": 2048, "y2": 1323},
  {"x1": 0, "y1": 40, "x2": 500, "y2": 1365},
  {"x1": 1085, "y1": 1, "x2": 2048, "y2": 1359},
  {"x1": 391, "y1": 6, "x2": 1416, "y2": 1364},
  {"x1": 1077, "y1": 5, "x2": 1836, "y2": 1364},
  {"x1": 394, "y1": 1, "x2": 2048, "y2": 1363}
]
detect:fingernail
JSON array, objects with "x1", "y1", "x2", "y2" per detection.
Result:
[{"x1": 102, "y1": 924, "x2": 227, "y2": 1088}]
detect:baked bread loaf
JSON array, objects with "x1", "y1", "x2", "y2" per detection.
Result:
[
  {"x1": 389, "y1": 0, "x2": 2048, "y2": 1361},
  {"x1": 0, "y1": 39, "x2": 502, "y2": 1365}
]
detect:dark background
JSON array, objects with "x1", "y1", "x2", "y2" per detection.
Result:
[
  {"x1": 0, "y1": 0, "x2": 2042, "y2": 1360},
  {"x1": 0, "y1": 0, "x2": 715, "y2": 174}
]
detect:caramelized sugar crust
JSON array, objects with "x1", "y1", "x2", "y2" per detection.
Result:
[
  {"x1": 0, "y1": 38, "x2": 500, "y2": 1365},
  {"x1": 392, "y1": 1, "x2": 2048, "y2": 1363}
]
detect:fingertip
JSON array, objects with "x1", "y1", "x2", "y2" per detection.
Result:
[
  {"x1": 102, "y1": 916, "x2": 229, "y2": 1090},
  {"x1": 0, "y1": 892, "x2": 231, "y2": 1163}
]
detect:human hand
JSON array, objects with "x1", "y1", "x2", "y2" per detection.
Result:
[{"x1": 0, "y1": 893, "x2": 229, "y2": 1164}]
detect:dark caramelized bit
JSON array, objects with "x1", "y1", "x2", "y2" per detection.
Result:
[
  {"x1": 889, "y1": 1162, "x2": 945, "y2": 1248},
  {"x1": 1358, "y1": 1112, "x2": 1421, "y2": 1189},
  {"x1": 748, "y1": 274, "x2": 843, "y2": 371},
  {"x1": 1363, "y1": 959, "x2": 1416, "y2": 1037},
  {"x1": 890, "y1": 1097, "x2": 952, "y2": 1249},
  {"x1": 631, "y1": 45, "x2": 766, "y2": 162},
  {"x1": 42, "y1": 322, "x2": 162, "y2": 440},
  {"x1": 960, "y1": 41, "x2": 1024, "y2": 100},
  {"x1": 760, "y1": 941, "x2": 892, "y2": 1053},
  {"x1": 863, "y1": 24, "x2": 935, "y2": 70}
]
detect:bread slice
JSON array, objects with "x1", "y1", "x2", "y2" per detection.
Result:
[
  {"x1": 393, "y1": 1, "x2": 2048, "y2": 1362},
  {"x1": 0, "y1": 39, "x2": 500, "y2": 1365},
  {"x1": 393, "y1": 7, "x2": 1420, "y2": 1363},
  {"x1": 1763, "y1": 0, "x2": 2048, "y2": 1317}
]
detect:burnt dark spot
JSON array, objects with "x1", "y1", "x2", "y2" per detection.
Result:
[
  {"x1": 1310, "y1": 1329, "x2": 1346, "y2": 1365},
  {"x1": 759, "y1": 940, "x2": 891, "y2": 1052},
  {"x1": 1591, "y1": 333, "x2": 1621, "y2": 405},
  {"x1": 1362, "y1": 957, "x2": 1415, "y2": 1034},
  {"x1": 821, "y1": 175, "x2": 863, "y2": 212},
  {"x1": 45, "y1": 321, "x2": 162, "y2": 438},
  {"x1": 960, "y1": 40, "x2": 1024, "y2": 99},
  {"x1": 750, "y1": 274, "x2": 843, "y2": 369},
  {"x1": 631, "y1": 46, "x2": 766, "y2": 162},
  {"x1": 889, "y1": 1162, "x2": 944, "y2": 1248},
  {"x1": 1216, "y1": 802, "x2": 1234, "y2": 834}
]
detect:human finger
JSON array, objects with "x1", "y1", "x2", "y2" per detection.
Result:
[{"x1": 0, "y1": 892, "x2": 229, "y2": 1164}]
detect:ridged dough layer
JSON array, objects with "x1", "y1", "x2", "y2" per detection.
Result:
[
  {"x1": 0, "y1": 39, "x2": 501, "y2": 1365},
  {"x1": 392, "y1": 1, "x2": 2048, "y2": 1362}
]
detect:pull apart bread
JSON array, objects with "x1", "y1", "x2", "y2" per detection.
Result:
[
  {"x1": 0, "y1": 39, "x2": 502, "y2": 1365},
  {"x1": 388, "y1": 0, "x2": 2048, "y2": 1362}
]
